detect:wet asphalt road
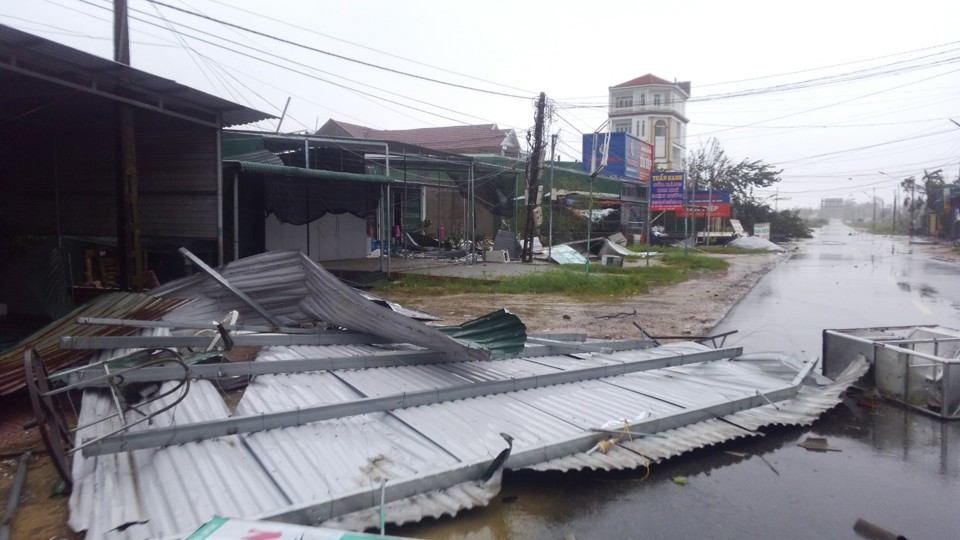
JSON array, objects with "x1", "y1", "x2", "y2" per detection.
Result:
[
  {"x1": 716, "y1": 219, "x2": 960, "y2": 356},
  {"x1": 396, "y1": 221, "x2": 960, "y2": 540}
]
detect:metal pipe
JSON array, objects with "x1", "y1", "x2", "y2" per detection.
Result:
[
  {"x1": 257, "y1": 381, "x2": 799, "y2": 527},
  {"x1": 384, "y1": 145, "x2": 392, "y2": 272},
  {"x1": 824, "y1": 330, "x2": 957, "y2": 364},
  {"x1": 60, "y1": 331, "x2": 380, "y2": 350},
  {"x1": 76, "y1": 316, "x2": 318, "y2": 334},
  {"x1": 216, "y1": 118, "x2": 224, "y2": 265},
  {"x1": 232, "y1": 171, "x2": 240, "y2": 261},
  {"x1": 60, "y1": 350, "x2": 450, "y2": 387},
  {"x1": 178, "y1": 247, "x2": 284, "y2": 327},
  {"x1": 80, "y1": 346, "x2": 742, "y2": 456},
  {"x1": 548, "y1": 134, "x2": 556, "y2": 260}
]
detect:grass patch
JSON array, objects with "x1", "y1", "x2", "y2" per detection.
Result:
[
  {"x1": 660, "y1": 252, "x2": 729, "y2": 271},
  {"x1": 375, "y1": 252, "x2": 730, "y2": 299},
  {"x1": 629, "y1": 244, "x2": 773, "y2": 255}
]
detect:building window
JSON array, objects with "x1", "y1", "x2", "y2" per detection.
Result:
[
  {"x1": 653, "y1": 94, "x2": 662, "y2": 106},
  {"x1": 613, "y1": 122, "x2": 631, "y2": 133},
  {"x1": 642, "y1": 120, "x2": 646, "y2": 137},
  {"x1": 639, "y1": 94, "x2": 645, "y2": 106},
  {"x1": 615, "y1": 95, "x2": 633, "y2": 109},
  {"x1": 654, "y1": 120, "x2": 666, "y2": 158}
]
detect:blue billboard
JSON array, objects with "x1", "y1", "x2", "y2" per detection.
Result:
[
  {"x1": 650, "y1": 171, "x2": 686, "y2": 211},
  {"x1": 581, "y1": 132, "x2": 652, "y2": 180}
]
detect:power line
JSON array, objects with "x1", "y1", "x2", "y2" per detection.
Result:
[
  {"x1": 146, "y1": 0, "x2": 532, "y2": 99},
  {"x1": 201, "y1": 0, "x2": 536, "y2": 96},
  {"x1": 119, "y1": 0, "x2": 503, "y2": 126},
  {"x1": 691, "y1": 116, "x2": 957, "y2": 130},
  {"x1": 775, "y1": 128, "x2": 957, "y2": 166},
  {"x1": 74, "y1": 0, "x2": 485, "y2": 126},
  {"x1": 555, "y1": 48, "x2": 960, "y2": 112}
]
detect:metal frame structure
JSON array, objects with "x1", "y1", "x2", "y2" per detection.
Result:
[
  {"x1": 823, "y1": 326, "x2": 960, "y2": 420},
  {"x1": 23, "y1": 347, "x2": 191, "y2": 492}
]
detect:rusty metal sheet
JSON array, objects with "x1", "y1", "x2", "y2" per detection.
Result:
[{"x1": 0, "y1": 293, "x2": 190, "y2": 395}]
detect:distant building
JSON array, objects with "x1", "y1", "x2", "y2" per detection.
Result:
[
  {"x1": 607, "y1": 74, "x2": 690, "y2": 170},
  {"x1": 317, "y1": 120, "x2": 524, "y2": 158}
]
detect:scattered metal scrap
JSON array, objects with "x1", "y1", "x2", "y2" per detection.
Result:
[
  {"x1": 0, "y1": 293, "x2": 189, "y2": 395},
  {"x1": 798, "y1": 437, "x2": 841, "y2": 452},
  {"x1": 0, "y1": 451, "x2": 30, "y2": 540},
  {"x1": 14, "y1": 248, "x2": 871, "y2": 539}
]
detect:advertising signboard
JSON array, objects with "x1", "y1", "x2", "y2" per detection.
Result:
[
  {"x1": 676, "y1": 190, "x2": 732, "y2": 217},
  {"x1": 650, "y1": 171, "x2": 686, "y2": 211},
  {"x1": 729, "y1": 219, "x2": 745, "y2": 236},
  {"x1": 754, "y1": 222, "x2": 771, "y2": 239},
  {"x1": 581, "y1": 132, "x2": 652, "y2": 180}
]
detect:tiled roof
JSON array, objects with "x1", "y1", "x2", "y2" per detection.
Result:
[
  {"x1": 611, "y1": 73, "x2": 675, "y2": 88},
  {"x1": 321, "y1": 120, "x2": 515, "y2": 154}
]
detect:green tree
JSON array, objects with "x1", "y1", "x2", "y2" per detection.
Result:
[
  {"x1": 900, "y1": 176, "x2": 923, "y2": 233},
  {"x1": 922, "y1": 169, "x2": 945, "y2": 211},
  {"x1": 687, "y1": 138, "x2": 781, "y2": 208},
  {"x1": 686, "y1": 138, "x2": 796, "y2": 234}
]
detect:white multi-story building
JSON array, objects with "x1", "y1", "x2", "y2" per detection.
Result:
[{"x1": 608, "y1": 74, "x2": 690, "y2": 170}]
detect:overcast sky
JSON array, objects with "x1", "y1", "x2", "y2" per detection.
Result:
[{"x1": 4, "y1": 0, "x2": 959, "y2": 208}]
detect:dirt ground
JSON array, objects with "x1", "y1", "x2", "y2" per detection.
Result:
[{"x1": 393, "y1": 251, "x2": 788, "y2": 341}]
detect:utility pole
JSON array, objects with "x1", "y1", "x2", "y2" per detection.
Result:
[
  {"x1": 893, "y1": 189, "x2": 898, "y2": 233},
  {"x1": 521, "y1": 92, "x2": 546, "y2": 263},
  {"x1": 115, "y1": 0, "x2": 142, "y2": 290},
  {"x1": 872, "y1": 187, "x2": 876, "y2": 233}
]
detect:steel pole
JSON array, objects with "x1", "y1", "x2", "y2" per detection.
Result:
[{"x1": 548, "y1": 134, "x2": 556, "y2": 260}]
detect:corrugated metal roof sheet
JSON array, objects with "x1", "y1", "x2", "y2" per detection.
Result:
[
  {"x1": 68, "y1": 338, "x2": 865, "y2": 539},
  {"x1": 224, "y1": 161, "x2": 397, "y2": 183},
  {"x1": 0, "y1": 293, "x2": 189, "y2": 395},
  {"x1": 152, "y1": 250, "x2": 489, "y2": 362},
  {"x1": 62, "y1": 253, "x2": 866, "y2": 539},
  {"x1": 323, "y1": 121, "x2": 515, "y2": 154},
  {"x1": 0, "y1": 25, "x2": 273, "y2": 127}
]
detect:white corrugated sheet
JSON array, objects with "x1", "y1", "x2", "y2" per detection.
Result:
[
  {"x1": 69, "y1": 339, "x2": 866, "y2": 539},
  {"x1": 151, "y1": 250, "x2": 487, "y2": 361},
  {"x1": 66, "y1": 252, "x2": 868, "y2": 539}
]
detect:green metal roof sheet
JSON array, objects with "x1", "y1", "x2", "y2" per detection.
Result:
[
  {"x1": 225, "y1": 160, "x2": 397, "y2": 183},
  {"x1": 473, "y1": 156, "x2": 623, "y2": 196},
  {"x1": 438, "y1": 309, "x2": 527, "y2": 360}
]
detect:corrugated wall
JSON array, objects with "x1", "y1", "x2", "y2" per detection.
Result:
[
  {"x1": 137, "y1": 112, "x2": 219, "y2": 239},
  {"x1": 0, "y1": 102, "x2": 219, "y2": 240}
]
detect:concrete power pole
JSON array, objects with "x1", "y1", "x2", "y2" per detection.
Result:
[
  {"x1": 521, "y1": 92, "x2": 547, "y2": 263},
  {"x1": 115, "y1": 0, "x2": 142, "y2": 290}
]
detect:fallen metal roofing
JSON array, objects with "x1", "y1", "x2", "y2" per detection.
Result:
[
  {"x1": 150, "y1": 249, "x2": 488, "y2": 362},
  {"x1": 0, "y1": 293, "x2": 189, "y2": 395},
  {"x1": 53, "y1": 250, "x2": 868, "y2": 539},
  {"x1": 65, "y1": 339, "x2": 865, "y2": 539}
]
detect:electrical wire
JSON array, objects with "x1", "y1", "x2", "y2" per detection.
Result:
[
  {"x1": 200, "y1": 0, "x2": 536, "y2": 96},
  {"x1": 146, "y1": 0, "x2": 532, "y2": 99},
  {"x1": 77, "y1": 0, "x2": 496, "y2": 127}
]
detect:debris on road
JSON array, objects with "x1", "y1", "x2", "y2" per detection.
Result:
[{"x1": 14, "y1": 248, "x2": 869, "y2": 539}]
